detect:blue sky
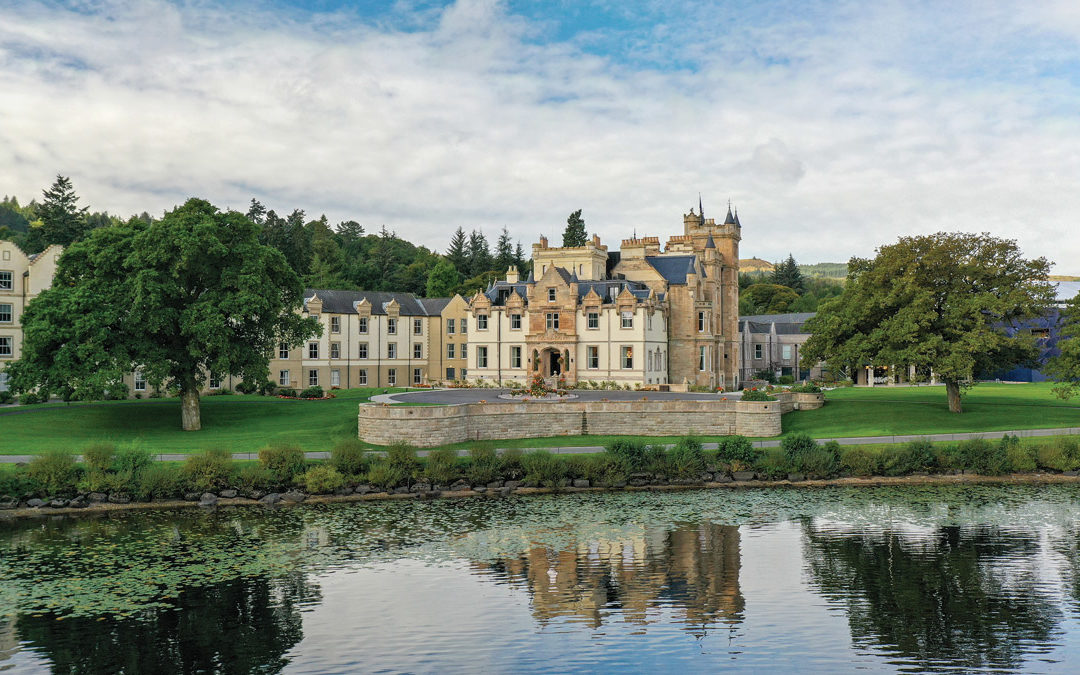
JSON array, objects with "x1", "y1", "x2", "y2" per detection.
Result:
[{"x1": 3, "y1": 0, "x2": 1080, "y2": 266}]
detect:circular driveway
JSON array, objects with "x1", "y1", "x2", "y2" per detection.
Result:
[{"x1": 383, "y1": 388, "x2": 742, "y2": 405}]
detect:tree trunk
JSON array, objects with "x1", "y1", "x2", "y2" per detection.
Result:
[
  {"x1": 181, "y1": 387, "x2": 202, "y2": 431},
  {"x1": 945, "y1": 380, "x2": 963, "y2": 414}
]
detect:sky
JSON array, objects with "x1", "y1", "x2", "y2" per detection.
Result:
[{"x1": 2, "y1": 0, "x2": 1080, "y2": 267}]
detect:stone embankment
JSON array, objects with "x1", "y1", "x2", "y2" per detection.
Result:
[{"x1": 358, "y1": 392, "x2": 824, "y2": 447}]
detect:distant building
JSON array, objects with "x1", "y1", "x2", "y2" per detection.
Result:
[
  {"x1": 0, "y1": 241, "x2": 63, "y2": 392},
  {"x1": 738, "y1": 312, "x2": 822, "y2": 382}
]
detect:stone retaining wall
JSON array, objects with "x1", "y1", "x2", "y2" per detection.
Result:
[{"x1": 358, "y1": 394, "x2": 823, "y2": 447}]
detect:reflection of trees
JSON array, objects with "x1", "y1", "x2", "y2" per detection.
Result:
[
  {"x1": 476, "y1": 523, "x2": 743, "y2": 631},
  {"x1": 15, "y1": 571, "x2": 318, "y2": 674},
  {"x1": 804, "y1": 524, "x2": 1060, "y2": 670}
]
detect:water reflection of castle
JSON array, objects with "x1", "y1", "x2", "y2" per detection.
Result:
[{"x1": 473, "y1": 523, "x2": 743, "y2": 630}]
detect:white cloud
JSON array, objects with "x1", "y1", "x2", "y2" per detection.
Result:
[{"x1": 1, "y1": 0, "x2": 1079, "y2": 269}]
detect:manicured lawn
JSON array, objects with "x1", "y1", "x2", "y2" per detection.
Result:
[
  {"x1": 782, "y1": 382, "x2": 1080, "y2": 438},
  {"x1": 0, "y1": 388, "x2": 406, "y2": 455}
]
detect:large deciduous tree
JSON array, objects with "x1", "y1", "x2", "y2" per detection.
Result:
[
  {"x1": 10, "y1": 198, "x2": 320, "y2": 431},
  {"x1": 425, "y1": 258, "x2": 460, "y2": 297},
  {"x1": 1045, "y1": 293, "x2": 1080, "y2": 399},
  {"x1": 801, "y1": 232, "x2": 1054, "y2": 413},
  {"x1": 562, "y1": 209, "x2": 587, "y2": 248}
]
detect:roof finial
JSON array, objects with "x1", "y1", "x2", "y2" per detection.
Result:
[
  {"x1": 724, "y1": 200, "x2": 736, "y2": 225},
  {"x1": 699, "y1": 193, "x2": 703, "y2": 219}
]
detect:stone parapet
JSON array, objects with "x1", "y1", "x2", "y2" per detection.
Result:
[{"x1": 359, "y1": 398, "x2": 788, "y2": 447}]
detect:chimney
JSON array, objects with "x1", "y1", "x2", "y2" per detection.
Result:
[{"x1": 506, "y1": 265, "x2": 519, "y2": 283}]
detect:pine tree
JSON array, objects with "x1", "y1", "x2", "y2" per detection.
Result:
[
  {"x1": 467, "y1": 229, "x2": 493, "y2": 277},
  {"x1": 562, "y1": 209, "x2": 587, "y2": 247},
  {"x1": 446, "y1": 227, "x2": 468, "y2": 276},
  {"x1": 771, "y1": 253, "x2": 806, "y2": 293},
  {"x1": 495, "y1": 226, "x2": 515, "y2": 272},
  {"x1": 38, "y1": 175, "x2": 88, "y2": 248},
  {"x1": 246, "y1": 198, "x2": 266, "y2": 225},
  {"x1": 514, "y1": 242, "x2": 527, "y2": 271}
]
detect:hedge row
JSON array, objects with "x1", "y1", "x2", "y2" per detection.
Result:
[{"x1": 3, "y1": 434, "x2": 1079, "y2": 504}]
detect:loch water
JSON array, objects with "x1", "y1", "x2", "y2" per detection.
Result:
[{"x1": 5, "y1": 486, "x2": 1080, "y2": 673}]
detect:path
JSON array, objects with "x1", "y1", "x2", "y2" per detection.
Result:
[
  {"x1": 2, "y1": 426, "x2": 1079, "y2": 463},
  {"x1": 369, "y1": 388, "x2": 736, "y2": 405}
]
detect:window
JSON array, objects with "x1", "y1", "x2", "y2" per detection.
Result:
[
  {"x1": 413, "y1": 343, "x2": 422, "y2": 359},
  {"x1": 388, "y1": 343, "x2": 397, "y2": 359},
  {"x1": 387, "y1": 318, "x2": 397, "y2": 335},
  {"x1": 308, "y1": 369, "x2": 319, "y2": 386},
  {"x1": 413, "y1": 318, "x2": 423, "y2": 335},
  {"x1": 782, "y1": 345, "x2": 793, "y2": 360},
  {"x1": 446, "y1": 367, "x2": 455, "y2": 380},
  {"x1": 387, "y1": 369, "x2": 397, "y2": 386},
  {"x1": 621, "y1": 346, "x2": 633, "y2": 369},
  {"x1": 698, "y1": 312, "x2": 706, "y2": 332},
  {"x1": 279, "y1": 370, "x2": 290, "y2": 386},
  {"x1": 134, "y1": 371, "x2": 146, "y2": 391},
  {"x1": 357, "y1": 369, "x2": 368, "y2": 385},
  {"x1": 358, "y1": 342, "x2": 369, "y2": 359},
  {"x1": 461, "y1": 344, "x2": 467, "y2": 359},
  {"x1": 278, "y1": 343, "x2": 289, "y2": 359},
  {"x1": 477, "y1": 314, "x2": 488, "y2": 330},
  {"x1": 330, "y1": 369, "x2": 340, "y2": 387},
  {"x1": 308, "y1": 342, "x2": 319, "y2": 359},
  {"x1": 754, "y1": 344, "x2": 763, "y2": 359},
  {"x1": 621, "y1": 311, "x2": 633, "y2": 329},
  {"x1": 587, "y1": 346, "x2": 599, "y2": 369},
  {"x1": 546, "y1": 313, "x2": 559, "y2": 330},
  {"x1": 510, "y1": 345, "x2": 521, "y2": 369},
  {"x1": 510, "y1": 314, "x2": 521, "y2": 329},
  {"x1": 548, "y1": 288, "x2": 556, "y2": 302},
  {"x1": 699, "y1": 346, "x2": 708, "y2": 371},
  {"x1": 461, "y1": 318, "x2": 467, "y2": 334},
  {"x1": 413, "y1": 368, "x2": 423, "y2": 385},
  {"x1": 209, "y1": 376, "x2": 220, "y2": 390},
  {"x1": 359, "y1": 317, "x2": 368, "y2": 334},
  {"x1": 477, "y1": 346, "x2": 488, "y2": 368},
  {"x1": 0, "y1": 271, "x2": 11, "y2": 291},
  {"x1": 330, "y1": 342, "x2": 341, "y2": 359},
  {"x1": 0, "y1": 304, "x2": 10, "y2": 324},
  {"x1": 446, "y1": 318, "x2": 455, "y2": 334},
  {"x1": 587, "y1": 312, "x2": 599, "y2": 329},
  {"x1": 330, "y1": 316, "x2": 341, "y2": 334},
  {"x1": 461, "y1": 368, "x2": 467, "y2": 378},
  {"x1": 447, "y1": 343, "x2": 455, "y2": 359}
]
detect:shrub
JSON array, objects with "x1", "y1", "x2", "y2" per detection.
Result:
[
  {"x1": 522, "y1": 450, "x2": 566, "y2": 487},
  {"x1": 781, "y1": 433, "x2": 818, "y2": 463},
  {"x1": 330, "y1": 439, "x2": 369, "y2": 476},
  {"x1": 717, "y1": 436, "x2": 757, "y2": 466},
  {"x1": 790, "y1": 382, "x2": 821, "y2": 393},
  {"x1": 209, "y1": 388, "x2": 234, "y2": 396},
  {"x1": 956, "y1": 438, "x2": 1009, "y2": 475},
  {"x1": 0, "y1": 390, "x2": 13, "y2": 404},
  {"x1": 258, "y1": 444, "x2": 307, "y2": 485},
  {"x1": 181, "y1": 448, "x2": 235, "y2": 493},
  {"x1": 114, "y1": 445, "x2": 154, "y2": 476},
  {"x1": 424, "y1": 447, "x2": 460, "y2": 485},
  {"x1": 668, "y1": 437, "x2": 706, "y2": 478},
  {"x1": 366, "y1": 458, "x2": 402, "y2": 489},
  {"x1": 777, "y1": 375, "x2": 795, "y2": 385},
  {"x1": 236, "y1": 381, "x2": 259, "y2": 395},
  {"x1": 605, "y1": 439, "x2": 650, "y2": 472},
  {"x1": 386, "y1": 442, "x2": 420, "y2": 484},
  {"x1": 261, "y1": 381, "x2": 278, "y2": 396},
  {"x1": 467, "y1": 447, "x2": 501, "y2": 485},
  {"x1": 82, "y1": 443, "x2": 116, "y2": 473},
  {"x1": 300, "y1": 386, "x2": 324, "y2": 399},
  {"x1": 277, "y1": 388, "x2": 298, "y2": 398},
  {"x1": 499, "y1": 447, "x2": 525, "y2": 481},
  {"x1": 136, "y1": 464, "x2": 183, "y2": 500},
  {"x1": 934, "y1": 443, "x2": 965, "y2": 472},
  {"x1": 841, "y1": 446, "x2": 879, "y2": 476},
  {"x1": 1034, "y1": 438, "x2": 1080, "y2": 472},
  {"x1": 795, "y1": 442, "x2": 841, "y2": 477},
  {"x1": 741, "y1": 388, "x2": 776, "y2": 402},
  {"x1": 754, "y1": 447, "x2": 790, "y2": 479},
  {"x1": 237, "y1": 464, "x2": 275, "y2": 492},
  {"x1": 583, "y1": 454, "x2": 628, "y2": 486},
  {"x1": 20, "y1": 392, "x2": 43, "y2": 405},
  {"x1": 880, "y1": 441, "x2": 936, "y2": 476},
  {"x1": 26, "y1": 451, "x2": 79, "y2": 496},
  {"x1": 303, "y1": 465, "x2": 345, "y2": 494},
  {"x1": 1002, "y1": 435, "x2": 1036, "y2": 473},
  {"x1": 0, "y1": 468, "x2": 33, "y2": 498}
]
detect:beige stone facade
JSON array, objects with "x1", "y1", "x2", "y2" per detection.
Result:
[
  {"x1": 0, "y1": 241, "x2": 62, "y2": 391},
  {"x1": 466, "y1": 206, "x2": 741, "y2": 389}
]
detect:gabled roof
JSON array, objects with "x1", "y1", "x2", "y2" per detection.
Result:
[
  {"x1": 417, "y1": 297, "x2": 452, "y2": 315},
  {"x1": 739, "y1": 312, "x2": 816, "y2": 335},
  {"x1": 644, "y1": 255, "x2": 697, "y2": 284},
  {"x1": 304, "y1": 288, "x2": 436, "y2": 315}
]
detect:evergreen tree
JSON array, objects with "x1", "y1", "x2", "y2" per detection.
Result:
[
  {"x1": 495, "y1": 226, "x2": 515, "y2": 272},
  {"x1": 562, "y1": 209, "x2": 587, "y2": 247},
  {"x1": 771, "y1": 253, "x2": 806, "y2": 293},
  {"x1": 426, "y1": 258, "x2": 460, "y2": 297},
  {"x1": 514, "y1": 242, "x2": 527, "y2": 271},
  {"x1": 446, "y1": 227, "x2": 468, "y2": 276},
  {"x1": 38, "y1": 175, "x2": 88, "y2": 248},
  {"x1": 467, "y1": 229, "x2": 493, "y2": 277},
  {"x1": 246, "y1": 198, "x2": 266, "y2": 225}
]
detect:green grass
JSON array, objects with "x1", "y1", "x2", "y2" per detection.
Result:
[
  {"x1": 0, "y1": 388, "x2": 406, "y2": 455},
  {"x1": 782, "y1": 382, "x2": 1080, "y2": 438}
]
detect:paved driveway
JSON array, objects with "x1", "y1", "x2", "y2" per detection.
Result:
[{"x1": 380, "y1": 388, "x2": 741, "y2": 405}]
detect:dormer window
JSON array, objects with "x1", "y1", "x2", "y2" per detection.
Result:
[
  {"x1": 477, "y1": 315, "x2": 488, "y2": 330},
  {"x1": 548, "y1": 288, "x2": 556, "y2": 302}
]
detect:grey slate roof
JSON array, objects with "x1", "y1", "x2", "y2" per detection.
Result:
[
  {"x1": 645, "y1": 255, "x2": 697, "y2": 284},
  {"x1": 739, "y1": 312, "x2": 816, "y2": 336},
  {"x1": 417, "y1": 297, "x2": 452, "y2": 315},
  {"x1": 304, "y1": 288, "x2": 442, "y2": 316}
]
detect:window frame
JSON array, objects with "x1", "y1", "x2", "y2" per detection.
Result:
[
  {"x1": 388, "y1": 342, "x2": 397, "y2": 359},
  {"x1": 387, "y1": 318, "x2": 397, "y2": 335},
  {"x1": 387, "y1": 368, "x2": 397, "y2": 386},
  {"x1": 477, "y1": 314, "x2": 488, "y2": 330},
  {"x1": 359, "y1": 317, "x2": 369, "y2": 334},
  {"x1": 134, "y1": 371, "x2": 147, "y2": 391},
  {"x1": 330, "y1": 342, "x2": 341, "y2": 359},
  {"x1": 0, "y1": 336, "x2": 11, "y2": 357},
  {"x1": 754, "y1": 344, "x2": 763, "y2": 359},
  {"x1": 413, "y1": 342, "x2": 422, "y2": 359},
  {"x1": 587, "y1": 312, "x2": 599, "y2": 329},
  {"x1": 621, "y1": 311, "x2": 633, "y2": 329},
  {"x1": 510, "y1": 345, "x2": 521, "y2": 369},
  {"x1": 357, "y1": 369, "x2": 368, "y2": 385},
  {"x1": 330, "y1": 316, "x2": 341, "y2": 334},
  {"x1": 413, "y1": 318, "x2": 423, "y2": 335},
  {"x1": 413, "y1": 368, "x2": 423, "y2": 385},
  {"x1": 279, "y1": 370, "x2": 290, "y2": 386},
  {"x1": 308, "y1": 342, "x2": 319, "y2": 359},
  {"x1": 0, "y1": 271, "x2": 11, "y2": 291},
  {"x1": 446, "y1": 318, "x2": 455, "y2": 334},
  {"x1": 0, "y1": 303, "x2": 11, "y2": 324},
  {"x1": 358, "y1": 342, "x2": 369, "y2": 359},
  {"x1": 621, "y1": 346, "x2": 633, "y2": 369},
  {"x1": 278, "y1": 343, "x2": 289, "y2": 360},
  {"x1": 308, "y1": 369, "x2": 319, "y2": 387},
  {"x1": 477, "y1": 346, "x2": 488, "y2": 368},
  {"x1": 545, "y1": 313, "x2": 560, "y2": 330},
  {"x1": 510, "y1": 313, "x2": 521, "y2": 330},
  {"x1": 447, "y1": 343, "x2": 455, "y2": 359},
  {"x1": 330, "y1": 369, "x2": 340, "y2": 387},
  {"x1": 548, "y1": 288, "x2": 556, "y2": 302},
  {"x1": 587, "y1": 345, "x2": 599, "y2": 369}
]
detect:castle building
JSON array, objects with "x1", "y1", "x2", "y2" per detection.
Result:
[
  {"x1": 466, "y1": 205, "x2": 742, "y2": 389},
  {"x1": 0, "y1": 241, "x2": 62, "y2": 392}
]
